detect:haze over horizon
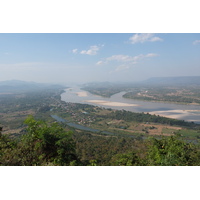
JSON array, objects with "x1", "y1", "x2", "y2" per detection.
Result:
[{"x1": 0, "y1": 33, "x2": 200, "y2": 84}]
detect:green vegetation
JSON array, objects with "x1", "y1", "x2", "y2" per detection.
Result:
[
  {"x1": 1, "y1": 86, "x2": 200, "y2": 166},
  {"x1": 145, "y1": 135, "x2": 200, "y2": 166},
  {"x1": 82, "y1": 82, "x2": 200, "y2": 105},
  {"x1": 82, "y1": 87, "x2": 121, "y2": 97},
  {"x1": 81, "y1": 82, "x2": 128, "y2": 97},
  {"x1": 1, "y1": 117, "x2": 200, "y2": 166},
  {"x1": 123, "y1": 86, "x2": 200, "y2": 104},
  {"x1": 0, "y1": 116, "x2": 78, "y2": 166},
  {"x1": 106, "y1": 110, "x2": 194, "y2": 127},
  {"x1": 0, "y1": 88, "x2": 64, "y2": 135}
]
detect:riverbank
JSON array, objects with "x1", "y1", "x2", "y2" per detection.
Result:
[
  {"x1": 75, "y1": 91, "x2": 88, "y2": 97},
  {"x1": 123, "y1": 95, "x2": 200, "y2": 106},
  {"x1": 84, "y1": 100, "x2": 139, "y2": 107},
  {"x1": 149, "y1": 109, "x2": 189, "y2": 119},
  {"x1": 61, "y1": 87, "x2": 200, "y2": 124},
  {"x1": 149, "y1": 109, "x2": 200, "y2": 123}
]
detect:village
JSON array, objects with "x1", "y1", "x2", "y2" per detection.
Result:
[{"x1": 49, "y1": 96, "x2": 97, "y2": 126}]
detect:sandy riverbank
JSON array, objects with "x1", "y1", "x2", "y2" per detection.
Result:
[
  {"x1": 75, "y1": 91, "x2": 88, "y2": 97},
  {"x1": 65, "y1": 88, "x2": 88, "y2": 97},
  {"x1": 84, "y1": 100, "x2": 139, "y2": 107},
  {"x1": 149, "y1": 110, "x2": 198, "y2": 121}
]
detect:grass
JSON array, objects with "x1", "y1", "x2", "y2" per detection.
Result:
[
  {"x1": 162, "y1": 128, "x2": 176, "y2": 135},
  {"x1": 176, "y1": 129, "x2": 200, "y2": 138}
]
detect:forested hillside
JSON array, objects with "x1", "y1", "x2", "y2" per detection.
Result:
[
  {"x1": 1, "y1": 116, "x2": 200, "y2": 166},
  {"x1": 1, "y1": 86, "x2": 200, "y2": 166}
]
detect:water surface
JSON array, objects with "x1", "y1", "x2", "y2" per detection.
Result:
[{"x1": 61, "y1": 87, "x2": 200, "y2": 124}]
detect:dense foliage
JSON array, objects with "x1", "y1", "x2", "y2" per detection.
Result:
[
  {"x1": 1, "y1": 117, "x2": 200, "y2": 166},
  {"x1": 106, "y1": 110, "x2": 195, "y2": 127},
  {"x1": 0, "y1": 116, "x2": 78, "y2": 166},
  {"x1": 145, "y1": 136, "x2": 200, "y2": 166},
  {"x1": 82, "y1": 87, "x2": 122, "y2": 97}
]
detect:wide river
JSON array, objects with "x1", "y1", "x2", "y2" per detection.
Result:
[{"x1": 61, "y1": 86, "x2": 200, "y2": 124}]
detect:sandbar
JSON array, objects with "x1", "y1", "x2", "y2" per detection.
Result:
[
  {"x1": 84, "y1": 100, "x2": 139, "y2": 107},
  {"x1": 149, "y1": 110, "x2": 196, "y2": 120},
  {"x1": 75, "y1": 91, "x2": 88, "y2": 97}
]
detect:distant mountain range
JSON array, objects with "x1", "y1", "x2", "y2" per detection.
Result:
[
  {"x1": 1, "y1": 76, "x2": 200, "y2": 93},
  {"x1": 142, "y1": 76, "x2": 200, "y2": 86},
  {"x1": 82, "y1": 76, "x2": 200, "y2": 88},
  {"x1": 0, "y1": 80, "x2": 64, "y2": 93}
]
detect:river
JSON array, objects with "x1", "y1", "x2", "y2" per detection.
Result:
[
  {"x1": 61, "y1": 86, "x2": 200, "y2": 124},
  {"x1": 51, "y1": 115, "x2": 115, "y2": 136}
]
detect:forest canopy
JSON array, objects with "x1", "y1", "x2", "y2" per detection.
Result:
[{"x1": 1, "y1": 116, "x2": 200, "y2": 166}]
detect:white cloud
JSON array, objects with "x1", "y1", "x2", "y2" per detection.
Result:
[
  {"x1": 129, "y1": 33, "x2": 163, "y2": 44},
  {"x1": 107, "y1": 55, "x2": 132, "y2": 62},
  {"x1": 96, "y1": 61, "x2": 104, "y2": 65},
  {"x1": 193, "y1": 40, "x2": 200, "y2": 45},
  {"x1": 73, "y1": 44, "x2": 104, "y2": 56},
  {"x1": 146, "y1": 53, "x2": 159, "y2": 57},
  {"x1": 96, "y1": 55, "x2": 134, "y2": 66},
  {"x1": 150, "y1": 36, "x2": 163, "y2": 42},
  {"x1": 72, "y1": 49, "x2": 78, "y2": 54},
  {"x1": 80, "y1": 45, "x2": 100, "y2": 55},
  {"x1": 99, "y1": 53, "x2": 158, "y2": 64},
  {"x1": 97, "y1": 53, "x2": 159, "y2": 71}
]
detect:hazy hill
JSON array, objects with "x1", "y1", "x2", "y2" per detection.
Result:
[
  {"x1": 0, "y1": 80, "x2": 64, "y2": 93},
  {"x1": 141, "y1": 76, "x2": 200, "y2": 86},
  {"x1": 81, "y1": 77, "x2": 200, "y2": 92},
  {"x1": 83, "y1": 76, "x2": 200, "y2": 88},
  {"x1": 82, "y1": 81, "x2": 115, "y2": 88}
]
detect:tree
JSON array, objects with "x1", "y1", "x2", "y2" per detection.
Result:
[
  {"x1": 110, "y1": 152, "x2": 141, "y2": 166},
  {"x1": 0, "y1": 127, "x2": 17, "y2": 165},
  {"x1": 0, "y1": 116, "x2": 79, "y2": 166},
  {"x1": 145, "y1": 135, "x2": 200, "y2": 166}
]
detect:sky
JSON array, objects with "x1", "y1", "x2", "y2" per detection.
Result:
[{"x1": 0, "y1": 33, "x2": 200, "y2": 84}]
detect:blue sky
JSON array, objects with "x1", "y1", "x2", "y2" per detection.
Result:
[{"x1": 0, "y1": 33, "x2": 200, "y2": 84}]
